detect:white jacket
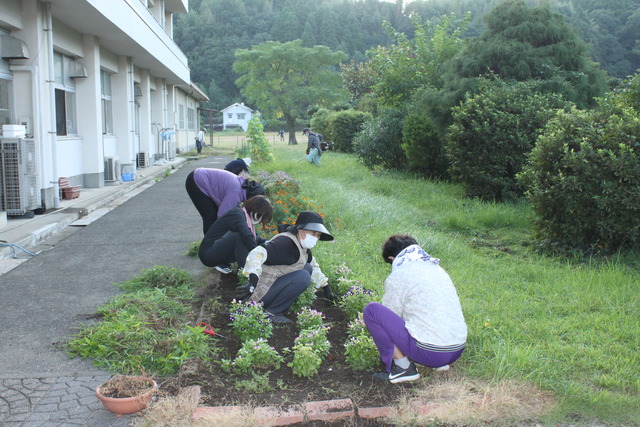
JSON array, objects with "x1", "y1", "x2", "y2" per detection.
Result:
[{"x1": 382, "y1": 245, "x2": 467, "y2": 349}]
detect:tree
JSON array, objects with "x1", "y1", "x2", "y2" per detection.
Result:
[{"x1": 233, "y1": 40, "x2": 347, "y2": 144}]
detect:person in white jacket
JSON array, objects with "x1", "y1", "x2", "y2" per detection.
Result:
[{"x1": 364, "y1": 234, "x2": 467, "y2": 383}]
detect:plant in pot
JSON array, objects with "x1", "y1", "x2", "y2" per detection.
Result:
[{"x1": 95, "y1": 375, "x2": 158, "y2": 415}]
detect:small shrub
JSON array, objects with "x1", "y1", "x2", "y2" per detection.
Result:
[
  {"x1": 246, "y1": 113, "x2": 274, "y2": 163},
  {"x1": 446, "y1": 80, "x2": 568, "y2": 201},
  {"x1": 353, "y1": 108, "x2": 406, "y2": 171},
  {"x1": 185, "y1": 240, "x2": 201, "y2": 257},
  {"x1": 328, "y1": 109, "x2": 372, "y2": 153},
  {"x1": 288, "y1": 284, "x2": 317, "y2": 314},
  {"x1": 294, "y1": 326, "x2": 331, "y2": 358},
  {"x1": 344, "y1": 335, "x2": 379, "y2": 371},
  {"x1": 338, "y1": 283, "x2": 379, "y2": 321},
  {"x1": 235, "y1": 372, "x2": 273, "y2": 393},
  {"x1": 228, "y1": 338, "x2": 282, "y2": 374},
  {"x1": 402, "y1": 112, "x2": 449, "y2": 179},
  {"x1": 288, "y1": 344, "x2": 323, "y2": 377},
  {"x1": 296, "y1": 307, "x2": 325, "y2": 331},
  {"x1": 518, "y1": 96, "x2": 640, "y2": 251},
  {"x1": 229, "y1": 300, "x2": 273, "y2": 342}
]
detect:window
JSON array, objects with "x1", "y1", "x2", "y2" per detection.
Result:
[
  {"x1": 179, "y1": 104, "x2": 184, "y2": 129},
  {"x1": 101, "y1": 71, "x2": 113, "y2": 134},
  {"x1": 187, "y1": 107, "x2": 195, "y2": 130},
  {"x1": 237, "y1": 113, "x2": 246, "y2": 120},
  {"x1": 227, "y1": 113, "x2": 232, "y2": 119},
  {"x1": 0, "y1": 78, "x2": 11, "y2": 126},
  {"x1": 54, "y1": 52, "x2": 77, "y2": 136}
]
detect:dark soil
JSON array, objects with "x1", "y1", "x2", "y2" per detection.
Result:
[{"x1": 162, "y1": 273, "x2": 422, "y2": 415}]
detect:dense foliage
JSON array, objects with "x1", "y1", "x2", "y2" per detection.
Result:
[
  {"x1": 310, "y1": 109, "x2": 372, "y2": 153},
  {"x1": 353, "y1": 108, "x2": 406, "y2": 171},
  {"x1": 518, "y1": 75, "x2": 640, "y2": 252},
  {"x1": 175, "y1": 0, "x2": 638, "y2": 111},
  {"x1": 446, "y1": 80, "x2": 569, "y2": 201},
  {"x1": 234, "y1": 40, "x2": 347, "y2": 144}
]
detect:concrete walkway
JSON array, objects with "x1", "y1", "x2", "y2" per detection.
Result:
[{"x1": 0, "y1": 155, "x2": 228, "y2": 426}]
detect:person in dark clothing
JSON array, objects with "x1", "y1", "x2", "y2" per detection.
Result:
[
  {"x1": 185, "y1": 168, "x2": 264, "y2": 235},
  {"x1": 224, "y1": 157, "x2": 252, "y2": 176},
  {"x1": 303, "y1": 128, "x2": 322, "y2": 166},
  {"x1": 198, "y1": 195, "x2": 273, "y2": 274},
  {"x1": 239, "y1": 211, "x2": 336, "y2": 324}
]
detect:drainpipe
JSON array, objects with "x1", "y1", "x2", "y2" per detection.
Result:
[
  {"x1": 8, "y1": 65, "x2": 41, "y2": 146},
  {"x1": 128, "y1": 57, "x2": 138, "y2": 161},
  {"x1": 45, "y1": 1, "x2": 60, "y2": 208}
]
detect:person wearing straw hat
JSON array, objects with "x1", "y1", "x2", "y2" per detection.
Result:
[{"x1": 238, "y1": 211, "x2": 336, "y2": 324}]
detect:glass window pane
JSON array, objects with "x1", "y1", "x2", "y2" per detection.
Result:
[
  {"x1": 65, "y1": 91, "x2": 76, "y2": 135},
  {"x1": 54, "y1": 52, "x2": 63, "y2": 85},
  {"x1": 0, "y1": 79, "x2": 11, "y2": 125},
  {"x1": 55, "y1": 88, "x2": 67, "y2": 135}
]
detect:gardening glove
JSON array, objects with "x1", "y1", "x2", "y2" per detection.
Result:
[
  {"x1": 235, "y1": 274, "x2": 258, "y2": 301},
  {"x1": 306, "y1": 148, "x2": 310, "y2": 155},
  {"x1": 322, "y1": 285, "x2": 336, "y2": 303}
]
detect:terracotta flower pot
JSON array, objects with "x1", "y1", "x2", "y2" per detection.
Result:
[{"x1": 95, "y1": 376, "x2": 157, "y2": 415}]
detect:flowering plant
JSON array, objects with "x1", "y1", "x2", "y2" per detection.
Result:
[
  {"x1": 294, "y1": 326, "x2": 331, "y2": 358},
  {"x1": 296, "y1": 307, "x2": 325, "y2": 331},
  {"x1": 227, "y1": 338, "x2": 282, "y2": 374},
  {"x1": 288, "y1": 285, "x2": 317, "y2": 314},
  {"x1": 338, "y1": 283, "x2": 379, "y2": 321},
  {"x1": 288, "y1": 344, "x2": 322, "y2": 378},
  {"x1": 346, "y1": 312, "x2": 369, "y2": 339},
  {"x1": 344, "y1": 334, "x2": 379, "y2": 371},
  {"x1": 229, "y1": 299, "x2": 272, "y2": 342}
]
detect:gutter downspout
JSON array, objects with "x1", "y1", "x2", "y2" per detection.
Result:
[{"x1": 45, "y1": 1, "x2": 60, "y2": 208}]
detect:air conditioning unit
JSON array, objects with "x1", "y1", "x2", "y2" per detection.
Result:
[
  {"x1": 104, "y1": 156, "x2": 121, "y2": 181},
  {"x1": 0, "y1": 137, "x2": 41, "y2": 215},
  {"x1": 136, "y1": 152, "x2": 149, "y2": 168}
]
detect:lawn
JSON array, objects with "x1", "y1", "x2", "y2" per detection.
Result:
[{"x1": 252, "y1": 142, "x2": 640, "y2": 425}]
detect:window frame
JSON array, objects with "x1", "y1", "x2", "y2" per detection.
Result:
[{"x1": 53, "y1": 52, "x2": 78, "y2": 136}]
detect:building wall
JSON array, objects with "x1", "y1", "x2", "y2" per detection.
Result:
[
  {"x1": 222, "y1": 104, "x2": 253, "y2": 131},
  {"x1": 0, "y1": 0, "x2": 206, "y2": 212}
]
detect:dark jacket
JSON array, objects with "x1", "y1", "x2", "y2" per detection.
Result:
[
  {"x1": 306, "y1": 132, "x2": 322, "y2": 156},
  {"x1": 201, "y1": 207, "x2": 265, "y2": 251}
]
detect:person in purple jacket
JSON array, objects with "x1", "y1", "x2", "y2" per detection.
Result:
[{"x1": 185, "y1": 168, "x2": 265, "y2": 235}]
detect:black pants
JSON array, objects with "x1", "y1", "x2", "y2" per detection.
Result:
[
  {"x1": 185, "y1": 170, "x2": 218, "y2": 235},
  {"x1": 261, "y1": 263, "x2": 312, "y2": 314},
  {"x1": 199, "y1": 230, "x2": 251, "y2": 268}
]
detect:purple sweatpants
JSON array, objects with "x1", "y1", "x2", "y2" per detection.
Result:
[{"x1": 363, "y1": 302, "x2": 464, "y2": 372}]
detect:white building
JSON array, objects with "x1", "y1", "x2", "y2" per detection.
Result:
[
  {"x1": 0, "y1": 0, "x2": 207, "y2": 215},
  {"x1": 221, "y1": 102, "x2": 253, "y2": 131}
]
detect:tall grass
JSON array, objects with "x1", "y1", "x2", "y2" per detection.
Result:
[{"x1": 257, "y1": 145, "x2": 640, "y2": 425}]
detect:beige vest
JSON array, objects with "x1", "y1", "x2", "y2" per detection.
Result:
[{"x1": 250, "y1": 232, "x2": 308, "y2": 302}]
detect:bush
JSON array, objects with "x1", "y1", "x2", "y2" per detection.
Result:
[
  {"x1": 245, "y1": 113, "x2": 274, "y2": 163},
  {"x1": 309, "y1": 108, "x2": 333, "y2": 142},
  {"x1": 518, "y1": 99, "x2": 640, "y2": 252},
  {"x1": 446, "y1": 80, "x2": 568, "y2": 201},
  {"x1": 327, "y1": 109, "x2": 372, "y2": 153},
  {"x1": 402, "y1": 112, "x2": 448, "y2": 179},
  {"x1": 353, "y1": 108, "x2": 406, "y2": 171}
]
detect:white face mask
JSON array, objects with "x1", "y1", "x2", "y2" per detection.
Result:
[
  {"x1": 300, "y1": 234, "x2": 319, "y2": 249},
  {"x1": 250, "y1": 214, "x2": 261, "y2": 225}
]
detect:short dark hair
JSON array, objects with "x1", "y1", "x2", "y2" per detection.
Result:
[
  {"x1": 243, "y1": 195, "x2": 273, "y2": 226},
  {"x1": 381, "y1": 234, "x2": 418, "y2": 263}
]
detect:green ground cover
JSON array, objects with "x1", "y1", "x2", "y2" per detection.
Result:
[{"x1": 257, "y1": 144, "x2": 640, "y2": 425}]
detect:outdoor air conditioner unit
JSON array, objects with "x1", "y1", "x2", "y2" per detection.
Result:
[
  {"x1": 104, "y1": 156, "x2": 121, "y2": 181},
  {"x1": 137, "y1": 152, "x2": 149, "y2": 168},
  {"x1": 0, "y1": 138, "x2": 41, "y2": 215}
]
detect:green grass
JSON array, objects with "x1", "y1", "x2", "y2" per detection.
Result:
[{"x1": 255, "y1": 145, "x2": 640, "y2": 425}]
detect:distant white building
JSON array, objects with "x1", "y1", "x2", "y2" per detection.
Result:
[
  {"x1": 0, "y1": 0, "x2": 208, "y2": 215},
  {"x1": 221, "y1": 103, "x2": 253, "y2": 131}
]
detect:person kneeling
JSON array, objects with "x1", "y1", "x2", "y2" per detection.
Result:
[
  {"x1": 240, "y1": 211, "x2": 335, "y2": 324},
  {"x1": 198, "y1": 195, "x2": 272, "y2": 274},
  {"x1": 364, "y1": 234, "x2": 467, "y2": 383}
]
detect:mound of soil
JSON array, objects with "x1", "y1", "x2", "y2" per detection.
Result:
[{"x1": 164, "y1": 273, "x2": 421, "y2": 411}]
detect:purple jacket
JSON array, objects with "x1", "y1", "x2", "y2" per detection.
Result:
[{"x1": 193, "y1": 168, "x2": 246, "y2": 216}]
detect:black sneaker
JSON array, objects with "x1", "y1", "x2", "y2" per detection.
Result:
[{"x1": 373, "y1": 361, "x2": 420, "y2": 383}]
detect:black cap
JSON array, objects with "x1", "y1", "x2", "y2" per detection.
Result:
[
  {"x1": 294, "y1": 211, "x2": 333, "y2": 241},
  {"x1": 302, "y1": 128, "x2": 310, "y2": 134}
]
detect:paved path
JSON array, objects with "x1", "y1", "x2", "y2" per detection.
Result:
[{"x1": 0, "y1": 156, "x2": 229, "y2": 426}]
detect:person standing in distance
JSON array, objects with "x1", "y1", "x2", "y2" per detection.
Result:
[{"x1": 303, "y1": 128, "x2": 322, "y2": 166}]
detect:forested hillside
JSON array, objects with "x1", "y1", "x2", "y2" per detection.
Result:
[{"x1": 174, "y1": 0, "x2": 639, "y2": 109}]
